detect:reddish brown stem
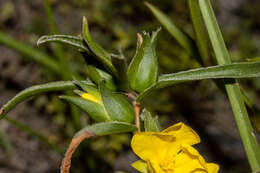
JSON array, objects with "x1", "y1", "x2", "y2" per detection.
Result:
[
  {"x1": 60, "y1": 131, "x2": 95, "y2": 173},
  {"x1": 134, "y1": 101, "x2": 141, "y2": 132}
]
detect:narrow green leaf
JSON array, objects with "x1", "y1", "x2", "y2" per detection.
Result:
[
  {"x1": 4, "y1": 117, "x2": 62, "y2": 154},
  {"x1": 60, "y1": 95, "x2": 110, "y2": 122},
  {"x1": 0, "y1": 81, "x2": 77, "y2": 119},
  {"x1": 82, "y1": 17, "x2": 118, "y2": 77},
  {"x1": 37, "y1": 35, "x2": 90, "y2": 52},
  {"x1": 143, "y1": 109, "x2": 161, "y2": 132},
  {"x1": 199, "y1": 0, "x2": 260, "y2": 171},
  {"x1": 0, "y1": 31, "x2": 61, "y2": 74},
  {"x1": 145, "y1": 2, "x2": 200, "y2": 61},
  {"x1": 100, "y1": 82, "x2": 135, "y2": 123},
  {"x1": 81, "y1": 121, "x2": 137, "y2": 136},
  {"x1": 137, "y1": 61, "x2": 260, "y2": 101},
  {"x1": 188, "y1": 0, "x2": 210, "y2": 66}
]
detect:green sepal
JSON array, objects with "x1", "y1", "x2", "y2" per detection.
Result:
[
  {"x1": 99, "y1": 82, "x2": 135, "y2": 123},
  {"x1": 87, "y1": 65, "x2": 116, "y2": 91},
  {"x1": 73, "y1": 79, "x2": 101, "y2": 100},
  {"x1": 127, "y1": 28, "x2": 160, "y2": 93},
  {"x1": 60, "y1": 95, "x2": 110, "y2": 122},
  {"x1": 142, "y1": 109, "x2": 161, "y2": 132},
  {"x1": 82, "y1": 16, "x2": 118, "y2": 77}
]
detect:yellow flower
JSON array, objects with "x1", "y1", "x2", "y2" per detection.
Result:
[
  {"x1": 81, "y1": 92, "x2": 102, "y2": 104},
  {"x1": 131, "y1": 122, "x2": 219, "y2": 173}
]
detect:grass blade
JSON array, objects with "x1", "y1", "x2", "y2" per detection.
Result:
[
  {"x1": 188, "y1": 0, "x2": 210, "y2": 66},
  {"x1": 4, "y1": 117, "x2": 63, "y2": 154},
  {"x1": 145, "y1": 2, "x2": 201, "y2": 63},
  {"x1": 0, "y1": 81, "x2": 77, "y2": 119},
  {"x1": 199, "y1": 0, "x2": 260, "y2": 171},
  {"x1": 0, "y1": 129, "x2": 13, "y2": 155},
  {"x1": 0, "y1": 31, "x2": 61, "y2": 75}
]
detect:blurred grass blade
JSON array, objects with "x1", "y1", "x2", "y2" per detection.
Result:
[
  {"x1": 43, "y1": 0, "x2": 76, "y2": 80},
  {"x1": 60, "y1": 95, "x2": 111, "y2": 122},
  {"x1": 188, "y1": 0, "x2": 210, "y2": 66},
  {"x1": 82, "y1": 17, "x2": 118, "y2": 77},
  {"x1": 37, "y1": 35, "x2": 90, "y2": 53},
  {"x1": 199, "y1": 0, "x2": 260, "y2": 171},
  {"x1": 0, "y1": 31, "x2": 61, "y2": 74},
  {"x1": 145, "y1": 2, "x2": 201, "y2": 62},
  {"x1": 61, "y1": 121, "x2": 137, "y2": 173},
  {"x1": 0, "y1": 81, "x2": 77, "y2": 119},
  {"x1": 0, "y1": 129, "x2": 13, "y2": 155},
  {"x1": 44, "y1": 0, "x2": 58, "y2": 34},
  {"x1": 4, "y1": 117, "x2": 62, "y2": 154},
  {"x1": 137, "y1": 61, "x2": 260, "y2": 101}
]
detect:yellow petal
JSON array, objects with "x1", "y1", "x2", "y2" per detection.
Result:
[
  {"x1": 131, "y1": 160, "x2": 148, "y2": 173},
  {"x1": 173, "y1": 144, "x2": 208, "y2": 173},
  {"x1": 131, "y1": 132, "x2": 176, "y2": 162},
  {"x1": 162, "y1": 122, "x2": 201, "y2": 146},
  {"x1": 207, "y1": 163, "x2": 219, "y2": 173},
  {"x1": 131, "y1": 122, "x2": 201, "y2": 163},
  {"x1": 81, "y1": 93, "x2": 101, "y2": 104}
]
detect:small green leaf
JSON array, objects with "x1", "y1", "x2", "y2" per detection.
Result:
[
  {"x1": 127, "y1": 29, "x2": 160, "y2": 93},
  {"x1": 87, "y1": 65, "x2": 116, "y2": 91},
  {"x1": 137, "y1": 61, "x2": 260, "y2": 101},
  {"x1": 143, "y1": 109, "x2": 161, "y2": 132},
  {"x1": 60, "y1": 95, "x2": 110, "y2": 122},
  {"x1": 82, "y1": 121, "x2": 137, "y2": 135},
  {"x1": 82, "y1": 16, "x2": 118, "y2": 77},
  {"x1": 37, "y1": 35, "x2": 90, "y2": 52},
  {"x1": 100, "y1": 82, "x2": 135, "y2": 123},
  {"x1": 0, "y1": 81, "x2": 77, "y2": 119}
]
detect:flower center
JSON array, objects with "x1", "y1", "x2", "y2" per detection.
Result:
[{"x1": 159, "y1": 158, "x2": 175, "y2": 173}]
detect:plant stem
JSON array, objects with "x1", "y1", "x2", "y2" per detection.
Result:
[{"x1": 199, "y1": 0, "x2": 260, "y2": 171}]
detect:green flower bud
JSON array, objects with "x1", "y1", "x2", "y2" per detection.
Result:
[{"x1": 127, "y1": 28, "x2": 161, "y2": 93}]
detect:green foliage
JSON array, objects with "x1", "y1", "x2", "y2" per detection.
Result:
[
  {"x1": 199, "y1": 0, "x2": 260, "y2": 170},
  {"x1": 1, "y1": 1, "x2": 260, "y2": 172},
  {"x1": 60, "y1": 95, "x2": 110, "y2": 122},
  {"x1": 0, "y1": 81, "x2": 77, "y2": 118}
]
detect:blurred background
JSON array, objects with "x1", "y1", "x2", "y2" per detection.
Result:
[{"x1": 0, "y1": 0, "x2": 260, "y2": 172}]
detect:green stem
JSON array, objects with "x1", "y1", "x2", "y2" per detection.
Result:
[{"x1": 199, "y1": 0, "x2": 260, "y2": 171}]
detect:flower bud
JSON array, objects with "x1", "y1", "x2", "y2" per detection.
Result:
[{"x1": 127, "y1": 28, "x2": 161, "y2": 93}]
